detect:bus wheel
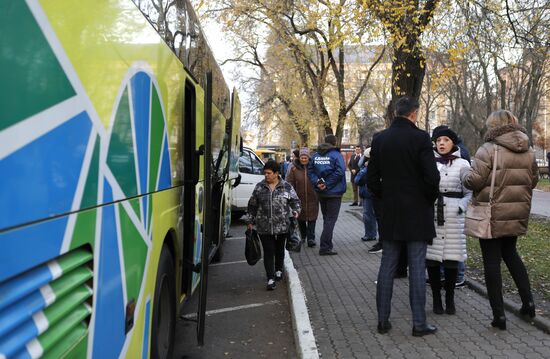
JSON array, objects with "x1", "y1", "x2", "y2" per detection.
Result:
[{"x1": 151, "y1": 246, "x2": 175, "y2": 359}]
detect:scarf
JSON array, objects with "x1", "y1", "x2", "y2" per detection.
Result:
[{"x1": 435, "y1": 152, "x2": 458, "y2": 166}]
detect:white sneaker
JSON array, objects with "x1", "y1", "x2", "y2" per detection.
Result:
[
  {"x1": 267, "y1": 279, "x2": 276, "y2": 290},
  {"x1": 275, "y1": 271, "x2": 283, "y2": 281}
]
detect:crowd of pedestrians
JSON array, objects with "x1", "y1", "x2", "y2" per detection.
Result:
[{"x1": 244, "y1": 96, "x2": 539, "y2": 335}]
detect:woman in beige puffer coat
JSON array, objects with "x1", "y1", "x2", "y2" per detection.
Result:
[{"x1": 462, "y1": 110, "x2": 538, "y2": 330}]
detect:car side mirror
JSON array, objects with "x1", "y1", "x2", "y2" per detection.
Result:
[{"x1": 232, "y1": 174, "x2": 241, "y2": 188}]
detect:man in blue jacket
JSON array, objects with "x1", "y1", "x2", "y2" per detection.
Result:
[{"x1": 308, "y1": 134, "x2": 347, "y2": 255}]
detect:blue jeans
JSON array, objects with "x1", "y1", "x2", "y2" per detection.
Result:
[{"x1": 362, "y1": 197, "x2": 377, "y2": 239}]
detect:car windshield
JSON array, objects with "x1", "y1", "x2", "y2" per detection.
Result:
[{"x1": 239, "y1": 151, "x2": 264, "y2": 175}]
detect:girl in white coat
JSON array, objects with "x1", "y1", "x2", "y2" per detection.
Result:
[{"x1": 427, "y1": 127, "x2": 472, "y2": 315}]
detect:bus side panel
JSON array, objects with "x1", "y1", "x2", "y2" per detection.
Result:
[
  {"x1": 0, "y1": 2, "x2": 184, "y2": 358},
  {"x1": 121, "y1": 188, "x2": 181, "y2": 358},
  {"x1": 0, "y1": 0, "x2": 233, "y2": 357}
]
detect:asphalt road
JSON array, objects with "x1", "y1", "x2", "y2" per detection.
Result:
[
  {"x1": 531, "y1": 190, "x2": 550, "y2": 217},
  {"x1": 174, "y1": 221, "x2": 297, "y2": 359}
]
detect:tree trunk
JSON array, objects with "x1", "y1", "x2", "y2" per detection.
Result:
[
  {"x1": 385, "y1": 40, "x2": 426, "y2": 126},
  {"x1": 335, "y1": 109, "x2": 347, "y2": 146}
]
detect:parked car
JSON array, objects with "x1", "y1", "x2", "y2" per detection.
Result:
[{"x1": 231, "y1": 147, "x2": 265, "y2": 220}]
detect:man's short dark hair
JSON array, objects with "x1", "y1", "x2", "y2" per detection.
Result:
[
  {"x1": 395, "y1": 96, "x2": 420, "y2": 117},
  {"x1": 325, "y1": 134, "x2": 337, "y2": 145},
  {"x1": 263, "y1": 159, "x2": 280, "y2": 173}
]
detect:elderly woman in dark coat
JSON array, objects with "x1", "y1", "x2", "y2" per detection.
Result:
[{"x1": 286, "y1": 148, "x2": 319, "y2": 248}]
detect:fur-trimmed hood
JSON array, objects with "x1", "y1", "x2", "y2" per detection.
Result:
[{"x1": 484, "y1": 123, "x2": 529, "y2": 153}]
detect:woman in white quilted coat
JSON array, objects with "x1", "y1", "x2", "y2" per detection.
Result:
[{"x1": 427, "y1": 127, "x2": 472, "y2": 315}]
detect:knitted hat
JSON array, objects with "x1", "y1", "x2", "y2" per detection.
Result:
[
  {"x1": 431, "y1": 125, "x2": 458, "y2": 144},
  {"x1": 299, "y1": 147, "x2": 310, "y2": 157}
]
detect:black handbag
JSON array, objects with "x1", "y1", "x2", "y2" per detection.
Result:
[
  {"x1": 245, "y1": 228, "x2": 262, "y2": 265},
  {"x1": 285, "y1": 218, "x2": 302, "y2": 253}
]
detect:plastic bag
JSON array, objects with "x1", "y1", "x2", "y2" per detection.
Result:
[
  {"x1": 245, "y1": 228, "x2": 262, "y2": 265},
  {"x1": 285, "y1": 218, "x2": 302, "y2": 253}
]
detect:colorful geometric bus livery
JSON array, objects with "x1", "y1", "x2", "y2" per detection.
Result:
[{"x1": 0, "y1": 1, "x2": 237, "y2": 358}]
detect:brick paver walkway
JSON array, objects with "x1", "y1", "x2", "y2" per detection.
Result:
[{"x1": 290, "y1": 207, "x2": 550, "y2": 359}]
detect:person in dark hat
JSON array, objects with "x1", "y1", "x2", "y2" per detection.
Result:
[
  {"x1": 427, "y1": 126, "x2": 472, "y2": 316},
  {"x1": 431, "y1": 125, "x2": 470, "y2": 163},
  {"x1": 431, "y1": 125, "x2": 470, "y2": 288}
]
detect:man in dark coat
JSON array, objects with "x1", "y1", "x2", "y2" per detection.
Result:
[
  {"x1": 367, "y1": 96, "x2": 440, "y2": 337},
  {"x1": 348, "y1": 145, "x2": 362, "y2": 206}
]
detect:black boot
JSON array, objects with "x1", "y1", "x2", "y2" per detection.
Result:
[
  {"x1": 444, "y1": 267, "x2": 458, "y2": 315},
  {"x1": 520, "y1": 301, "x2": 536, "y2": 318},
  {"x1": 427, "y1": 265, "x2": 444, "y2": 315},
  {"x1": 491, "y1": 316, "x2": 507, "y2": 330}
]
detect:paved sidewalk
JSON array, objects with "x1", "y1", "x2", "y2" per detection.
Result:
[{"x1": 290, "y1": 206, "x2": 550, "y2": 359}]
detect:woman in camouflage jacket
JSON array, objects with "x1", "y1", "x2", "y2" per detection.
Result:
[{"x1": 247, "y1": 160, "x2": 301, "y2": 290}]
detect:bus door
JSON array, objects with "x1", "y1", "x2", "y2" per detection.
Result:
[
  {"x1": 197, "y1": 72, "x2": 213, "y2": 346},
  {"x1": 182, "y1": 80, "x2": 197, "y2": 296}
]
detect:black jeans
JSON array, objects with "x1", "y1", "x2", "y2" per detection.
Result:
[
  {"x1": 479, "y1": 236, "x2": 533, "y2": 318},
  {"x1": 319, "y1": 197, "x2": 342, "y2": 252},
  {"x1": 259, "y1": 234, "x2": 287, "y2": 280},
  {"x1": 298, "y1": 220, "x2": 316, "y2": 244}
]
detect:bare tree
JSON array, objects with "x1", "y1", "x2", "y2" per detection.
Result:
[
  {"x1": 198, "y1": 0, "x2": 386, "y2": 144},
  {"x1": 363, "y1": 0, "x2": 440, "y2": 125}
]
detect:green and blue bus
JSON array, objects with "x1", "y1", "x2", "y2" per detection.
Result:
[{"x1": 0, "y1": 0, "x2": 241, "y2": 358}]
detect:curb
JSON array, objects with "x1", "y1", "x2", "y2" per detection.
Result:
[
  {"x1": 284, "y1": 250, "x2": 320, "y2": 359},
  {"x1": 465, "y1": 278, "x2": 550, "y2": 334}
]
